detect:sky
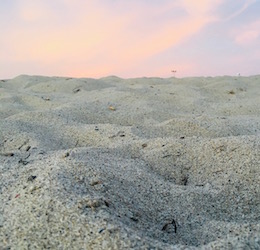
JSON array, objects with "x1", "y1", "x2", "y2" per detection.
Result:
[{"x1": 0, "y1": 0, "x2": 260, "y2": 79}]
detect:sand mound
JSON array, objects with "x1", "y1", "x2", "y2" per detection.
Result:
[{"x1": 0, "y1": 75, "x2": 259, "y2": 249}]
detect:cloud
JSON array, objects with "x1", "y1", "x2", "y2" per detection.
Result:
[
  {"x1": 180, "y1": 0, "x2": 224, "y2": 16},
  {"x1": 232, "y1": 20, "x2": 260, "y2": 45},
  {"x1": 18, "y1": 1, "x2": 52, "y2": 22},
  {"x1": 4, "y1": 0, "x2": 255, "y2": 78},
  {"x1": 4, "y1": 1, "x2": 222, "y2": 72},
  {"x1": 221, "y1": 0, "x2": 257, "y2": 21}
]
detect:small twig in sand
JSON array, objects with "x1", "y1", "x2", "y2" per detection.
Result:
[{"x1": 0, "y1": 152, "x2": 14, "y2": 157}]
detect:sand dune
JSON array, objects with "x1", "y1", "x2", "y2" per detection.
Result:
[{"x1": 0, "y1": 75, "x2": 259, "y2": 249}]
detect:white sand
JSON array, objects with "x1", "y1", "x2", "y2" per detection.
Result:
[{"x1": 0, "y1": 75, "x2": 259, "y2": 249}]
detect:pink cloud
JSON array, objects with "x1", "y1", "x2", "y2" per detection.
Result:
[
  {"x1": 3, "y1": 0, "x2": 258, "y2": 78},
  {"x1": 18, "y1": 1, "x2": 53, "y2": 22},
  {"x1": 4, "y1": 0, "x2": 222, "y2": 77},
  {"x1": 180, "y1": 0, "x2": 224, "y2": 16},
  {"x1": 232, "y1": 20, "x2": 260, "y2": 45}
]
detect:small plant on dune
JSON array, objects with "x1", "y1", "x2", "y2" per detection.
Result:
[{"x1": 171, "y1": 69, "x2": 177, "y2": 77}]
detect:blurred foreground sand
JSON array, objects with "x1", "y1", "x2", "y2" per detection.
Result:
[{"x1": 0, "y1": 75, "x2": 259, "y2": 249}]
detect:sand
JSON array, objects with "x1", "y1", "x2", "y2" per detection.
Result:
[{"x1": 0, "y1": 75, "x2": 259, "y2": 249}]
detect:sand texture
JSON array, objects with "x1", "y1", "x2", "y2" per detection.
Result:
[{"x1": 0, "y1": 75, "x2": 259, "y2": 249}]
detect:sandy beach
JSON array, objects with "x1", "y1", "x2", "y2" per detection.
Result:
[{"x1": 0, "y1": 75, "x2": 259, "y2": 249}]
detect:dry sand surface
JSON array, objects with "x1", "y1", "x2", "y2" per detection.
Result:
[{"x1": 0, "y1": 75, "x2": 259, "y2": 249}]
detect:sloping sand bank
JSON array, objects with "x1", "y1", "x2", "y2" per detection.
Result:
[{"x1": 0, "y1": 75, "x2": 259, "y2": 249}]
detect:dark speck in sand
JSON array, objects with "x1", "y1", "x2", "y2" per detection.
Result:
[
  {"x1": 73, "y1": 88, "x2": 81, "y2": 93},
  {"x1": 27, "y1": 176, "x2": 37, "y2": 182}
]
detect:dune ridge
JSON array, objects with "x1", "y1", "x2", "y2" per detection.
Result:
[{"x1": 0, "y1": 75, "x2": 259, "y2": 249}]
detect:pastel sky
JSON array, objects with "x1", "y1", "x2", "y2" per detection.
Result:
[{"x1": 1, "y1": 0, "x2": 260, "y2": 79}]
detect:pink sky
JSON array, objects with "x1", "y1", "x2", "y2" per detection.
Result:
[{"x1": 0, "y1": 0, "x2": 260, "y2": 79}]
